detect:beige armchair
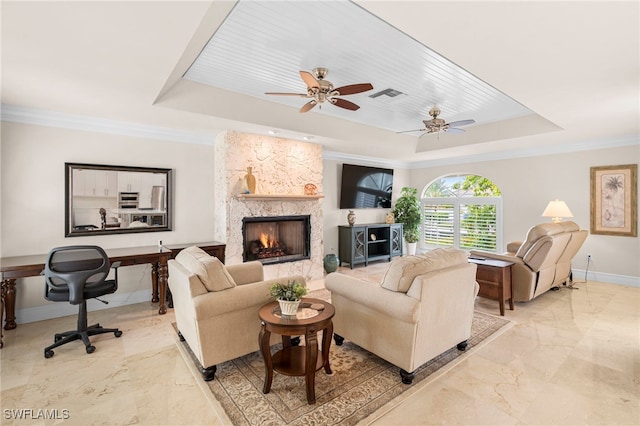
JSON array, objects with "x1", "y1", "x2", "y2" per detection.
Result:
[
  {"x1": 471, "y1": 221, "x2": 587, "y2": 302},
  {"x1": 325, "y1": 248, "x2": 479, "y2": 384},
  {"x1": 168, "y1": 246, "x2": 305, "y2": 381}
]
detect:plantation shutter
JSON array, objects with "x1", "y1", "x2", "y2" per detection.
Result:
[
  {"x1": 459, "y1": 202, "x2": 498, "y2": 251},
  {"x1": 422, "y1": 197, "x2": 502, "y2": 252},
  {"x1": 423, "y1": 202, "x2": 455, "y2": 247}
]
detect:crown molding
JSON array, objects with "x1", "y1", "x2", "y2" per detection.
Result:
[
  {"x1": 1, "y1": 104, "x2": 216, "y2": 145},
  {"x1": 323, "y1": 135, "x2": 638, "y2": 170},
  {"x1": 322, "y1": 150, "x2": 411, "y2": 169},
  {"x1": 409, "y1": 134, "x2": 640, "y2": 169},
  {"x1": 3, "y1": 104, "x2": 637, "y2": 168}
]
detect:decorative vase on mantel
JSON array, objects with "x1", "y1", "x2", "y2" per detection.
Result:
[
  {"x1": 278, "y1": 299, "x2": 300, "y2": 316},
  {"x1": 243, "y1": 167, "x2": 256, "y2": 194},
  {"x1": 347, "y1": 210, "x2": 356, "y2": 226}
]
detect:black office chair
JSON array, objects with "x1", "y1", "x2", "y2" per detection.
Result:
[{"x1": 43, "y1": 245, "x2": 122, "y2": 358}]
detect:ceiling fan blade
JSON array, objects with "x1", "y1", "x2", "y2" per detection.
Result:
[
  {"x1": 299, "y1": 100, "x2": 317, "y2": 113},
  {"x1": 299, "y1": 71, "x2": 319, "y2": 89},
  {"x1": 445, "y1": 127, "x2": 466, "y2": 134},
  {"x1": 331, "y1": 98, "x2": 360, "y2": 111},
  {"x1": 264, "y1": 92, "x2": 310, "y2": 97},
  {"x1": 333, "y1": 83, "x2": 374, "y2": 96},
  {"x1": 447, "y1": 119, "x2": 475, "y2": 127},
  {"x1": 396, "y1": 129, "x2": 426, "y2": 134}
]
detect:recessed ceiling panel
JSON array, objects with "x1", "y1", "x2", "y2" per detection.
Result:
[{"x1": 184, "y1": 0, "x2": 534, "y2": 134}]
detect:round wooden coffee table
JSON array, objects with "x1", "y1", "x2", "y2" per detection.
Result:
[{"x1": 258, "y1": 298, "x2": 335, "y2": 404}]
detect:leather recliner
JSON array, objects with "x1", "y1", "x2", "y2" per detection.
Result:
[{"x1": 471, "y1": 221, "x2": 588, "y2": 302}]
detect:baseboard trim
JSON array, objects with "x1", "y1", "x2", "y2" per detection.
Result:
[
  {"x1": 572, "y1": 269, "x2": 639, "y2": 288},
  {"x1": 14, "y1": 290, "x2": 153, "y2": 325}
]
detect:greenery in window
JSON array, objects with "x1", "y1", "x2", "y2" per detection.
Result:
[
  {"x1": 453, "y1": 176, "x2": 501, "y2": 250},
  {"x1": 423, "y1": 174, "x2": 502, "y2": 251},
  {"x1": 451, "y1": 175, "x2": 501, "y2": 197}
]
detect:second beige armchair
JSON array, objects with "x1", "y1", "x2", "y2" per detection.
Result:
[{"x1": 325, "y1": 248, "x2": 479, "y2": 384}]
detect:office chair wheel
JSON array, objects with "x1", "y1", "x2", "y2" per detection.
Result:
[
  {"x1": 86, "y1": 345, "x2": 96, "y2": 354},
  {"x1": 44, "y1": 349, "x2": 54, "y2": 358},
  {"x1": 114, "y1": 330, "x2": 122, "y2": 338}
]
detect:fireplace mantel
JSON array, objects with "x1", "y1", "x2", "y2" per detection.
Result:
[{"x1": 234, "y1": 194, "x2": 324, "y2": 201}]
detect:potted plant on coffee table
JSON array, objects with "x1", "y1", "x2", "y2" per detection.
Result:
[
  {"x1": 392, "y1": 186, "x2": 422, "y2": 255},
  {"x1": 269, "y1": 280, "x2": 307, "y2": 315}
]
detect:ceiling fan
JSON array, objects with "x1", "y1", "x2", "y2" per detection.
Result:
[
  {"x1": 398, "y1": 106, "x2": 475, "y2": 134},
  {"x1": 265, "y1": 67, "x2": 373, "y2": 113}
]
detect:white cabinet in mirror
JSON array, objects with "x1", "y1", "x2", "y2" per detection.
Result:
[{"x1": 65, "y1": 163, "x2": 173, "y2": 237}]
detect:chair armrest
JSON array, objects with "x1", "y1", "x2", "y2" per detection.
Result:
[
  {"x1": 192, "y1": 280, "x2": 272, "y2": 318},
  {"x1": 110, "y1": 261, "x2": 120, "y2": 284},
  {"x1": 192, "y1": 275, "x2": 306, "y2": 319},
  {"x1": 226, "y1": 261, "x2": 264, "y2": 285},
  {"x1": 469, "y1": 250, "x2": 525, "y2": 265},
  {"x1": 505, "y1": 241, "x2": 523, "y2": 254},
  {"x1": 325, "y1": 273, "x2": 420, "y2": 324}
]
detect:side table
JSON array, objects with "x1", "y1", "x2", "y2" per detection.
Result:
[
  {"x1": 258, "y1": 298, "x2": 335, "y2": 404},
  {"x1": 469, "y1": 258, "x2": 514, "y2": 316}
]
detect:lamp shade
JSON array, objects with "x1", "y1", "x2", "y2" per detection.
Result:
[{"x1": 542, "y1": 199, "x2": 574, "y2": 223}]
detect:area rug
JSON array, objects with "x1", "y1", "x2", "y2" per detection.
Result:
[{"x1": 175, "y1": 308, "x2": 510, "y2": 426}]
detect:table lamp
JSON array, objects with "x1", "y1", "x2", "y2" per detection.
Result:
[{"x1": 542, "y1": 199, "x2": 574, "y2": 223}]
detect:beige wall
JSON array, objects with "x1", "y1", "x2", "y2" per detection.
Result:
[
  {"x1": 1, "y1": 121, "x2": 217, "y2": 322},
  {"x1": 2, "y1": 119, "x2": 638, "y2": 323},
  {"x1": 408, "y1": 145, "x2": 640, "y2": 280}
]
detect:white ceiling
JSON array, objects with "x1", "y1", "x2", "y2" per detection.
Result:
[
  {"x1": 1, "y1": 1, "x2": 638, "y2": 166},
  {"x1": 183, "y1": 0, "x2": 534, "y2": 133}
]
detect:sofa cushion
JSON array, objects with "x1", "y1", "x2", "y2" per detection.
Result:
[
  {"x1": 381, "y1": 248, "x2": 468, "y2": 293},
  {"x1": 175, "y1": 246, "x2": 236, "y2": 292}
]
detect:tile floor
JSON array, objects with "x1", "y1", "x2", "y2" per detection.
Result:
[{"x1": 1, "y1": 263, "x2": 638, "y2": 425}]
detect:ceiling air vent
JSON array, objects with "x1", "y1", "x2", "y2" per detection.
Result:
[
  {"x1": 369, "y1": 88, "x2": 407, "y2": 105},
  {"x1": 369, "y1": 88, "x2": 404, "y2": 99}
]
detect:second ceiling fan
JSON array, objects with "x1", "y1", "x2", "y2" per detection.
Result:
[
  {"x1": 399, "y1": 106, "x2": 475, "y2": 134},
  {"x1": 265, "y1": 67, "x2": 373, "y2": 113}
]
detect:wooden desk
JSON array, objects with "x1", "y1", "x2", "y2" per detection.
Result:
[
  {"x1": 0, "y1": 242, "x2": 225, "y2": 332},
  {"x1": 468, "y1": 257, "x2": 514, "y2": 316}
]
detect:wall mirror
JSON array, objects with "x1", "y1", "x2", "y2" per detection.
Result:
[{"x1": 65, "y1": 163, "x2": 173, "y2": 237}]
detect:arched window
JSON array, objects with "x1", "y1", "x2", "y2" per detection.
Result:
[{"x1": 421, "y1": 174, "x2": 503, "y2": 252}]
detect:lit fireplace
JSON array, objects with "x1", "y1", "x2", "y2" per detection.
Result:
[{"x1": 242, "y1": 215, "x2": 311, "y2": 264}]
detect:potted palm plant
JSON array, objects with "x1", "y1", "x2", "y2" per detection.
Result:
[
  {"x1": 269, "y1": 280, "x2": 307, "y2": 315},
  {"x1": 392, "y1": 187, "x2": 422, "y2": 255}
]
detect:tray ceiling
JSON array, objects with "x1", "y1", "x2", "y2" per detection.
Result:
[{"x1": 183, "y1": 0, "x2": 535, "y2": 135}]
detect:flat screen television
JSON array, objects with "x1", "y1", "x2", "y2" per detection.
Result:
[{"x1": 339, "y1": 163, "x2": 394, "y2": 209}]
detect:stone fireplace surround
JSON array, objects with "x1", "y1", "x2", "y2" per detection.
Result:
[{"x1": 213, "y1": 131, "x2": 324, "y2": 282}]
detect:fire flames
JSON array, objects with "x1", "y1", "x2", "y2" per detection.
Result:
[
  {"x1": 259, "y1": 232, "x2": 278, "y2": 248},
  {"x1": 252, "y1": 231, "x2": 287, "y2": 259}
]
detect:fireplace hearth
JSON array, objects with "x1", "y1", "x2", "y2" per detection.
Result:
[{"x1": 242, "y1": 215, "x2": 311, "y2": 265}]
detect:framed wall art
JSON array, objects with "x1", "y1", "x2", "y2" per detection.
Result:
[{"x1": 590, "y1": 164, "x2": 637, "y2": 237}]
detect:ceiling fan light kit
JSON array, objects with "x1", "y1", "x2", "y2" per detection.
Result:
[{"x1": 265, "y1": 67, "x2": 373, "y2": 113}]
